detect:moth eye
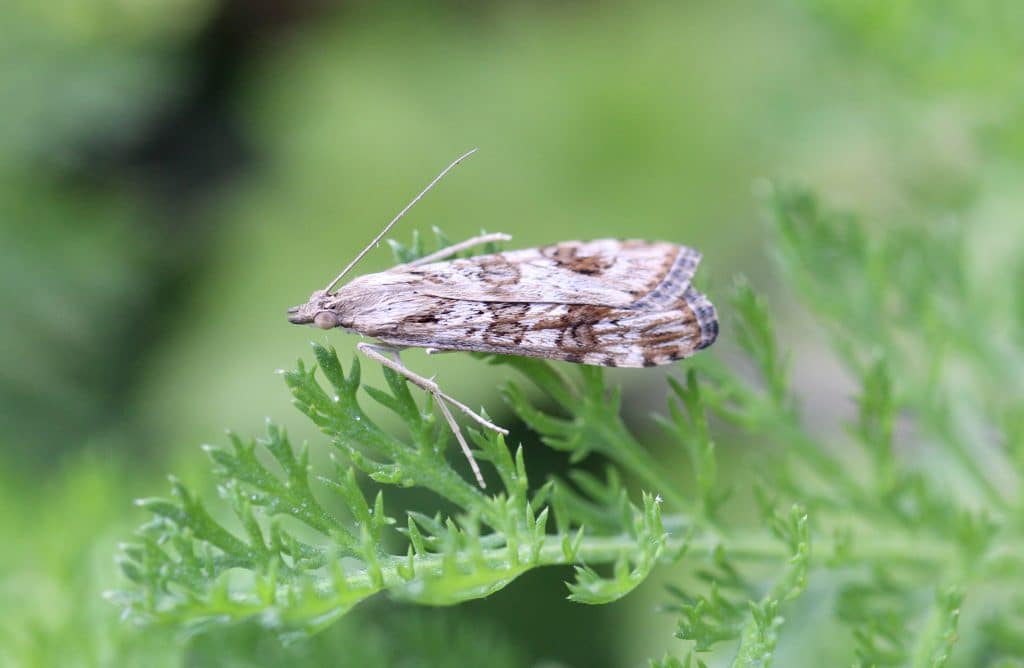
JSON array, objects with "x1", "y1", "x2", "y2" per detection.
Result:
[{"x1": 313, "y1": 311, "x2": 338, "y2": 329}]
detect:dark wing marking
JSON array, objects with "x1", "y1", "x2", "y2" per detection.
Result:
[
  {"x1": 628, "y1": 247, "x2": 703, "y2": 310},
  {"x1": 682, "y1": 285, "x2": 719, "y2": 350},
  {"x1": 392, "y1": 240, "x2": 701, "y2": 308},
  {"x1": 373, "y1": 286, "x2": 717, "y2": 367}
]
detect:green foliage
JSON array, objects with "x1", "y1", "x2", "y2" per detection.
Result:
[
  {"x1": 114, "y1": 339, "x2": 687, "y2": 638},
  {"x1": 117, "y1": 190, "x2": 1024, "y2": 666},
  {"x1": 688, "y1": 187, "x2": 1023, "y2": 666}
]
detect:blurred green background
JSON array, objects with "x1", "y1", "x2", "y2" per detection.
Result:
[{"x1": 2, "y1": 0, "x2": 1022, "y2": 665}]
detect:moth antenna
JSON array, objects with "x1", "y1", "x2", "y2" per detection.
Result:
[{"x1": 324, "y1": 148, "x2": 479, "y2": 293}]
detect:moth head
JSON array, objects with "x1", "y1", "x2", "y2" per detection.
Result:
[{"x1": 287, "y1": 289, "x2": 346, "y2": 330}]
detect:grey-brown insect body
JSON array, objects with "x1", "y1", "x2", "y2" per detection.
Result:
[{"x1": 288, "y1": 240, "x2": 718, "y2": 367}]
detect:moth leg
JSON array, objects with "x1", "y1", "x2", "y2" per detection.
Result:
[
  {"x1": 356, "y1": 344, "x2": 508, "y2": 435},
  {"x1": 432, "y1": 393, "x2": 486, "y2": 489},
  {"x1": 403, "y1": 232, "x2": 512, "y2": 267},
  {"x1": 356, "y1": 342, "x2": 506, "y2": 489}
]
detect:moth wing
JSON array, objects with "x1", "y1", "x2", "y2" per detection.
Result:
[
  {"x1": 398, "y1": 239, "x2": 701, "y2": 308},
  {"x1": 374, "y1": 285, "x2": 718, "y2": 368}
]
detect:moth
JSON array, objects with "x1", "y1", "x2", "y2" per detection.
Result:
[{"x1": 288, "y1": 150, "x2": 718, "y2": 488}]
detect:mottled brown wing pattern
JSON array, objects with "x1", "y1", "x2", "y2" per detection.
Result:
[
  {"x1": 375, "y1": 300, "x2": 712, "y2": 367},
  {"x1": 297, "y1": 240, "x2": 718, "y2": 368},
  {"x1": 399, "y1": 240, "x2": 701, "y2": 308},
  {"x1": 373, "y1": 247, "x2": 718, "y2": 367}
]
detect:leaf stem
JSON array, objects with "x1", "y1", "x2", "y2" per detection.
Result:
[{"x1": 353, "y1": 521, "x2": 978, "y2": 591}]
